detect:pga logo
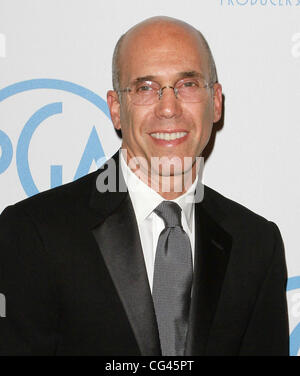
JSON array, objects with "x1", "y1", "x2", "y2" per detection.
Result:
[
  {"x1": 0, "y1": 79, "x2": 120, "y2": 200},
  {"x1": 287, "y1": 276, "x2": 300, "y2": 356}
]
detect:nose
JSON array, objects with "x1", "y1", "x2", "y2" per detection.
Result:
[{"x1": 154, "y1": 86, "x2": 182, "y2": 119}]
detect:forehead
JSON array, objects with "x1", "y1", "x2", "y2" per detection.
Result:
[{"x1": 119, "y1": 22, "x2": 210, "y2": 84}]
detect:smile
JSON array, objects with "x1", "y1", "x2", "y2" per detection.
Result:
[{"x1": 150, "y1": 132, "x2": 187, "y2": 141}]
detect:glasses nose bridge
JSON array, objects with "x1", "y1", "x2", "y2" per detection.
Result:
[{"x1": 158, "y1": 85, "x2": 178, "y2": 100}]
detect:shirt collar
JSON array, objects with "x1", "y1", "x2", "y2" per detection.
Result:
[{"x1": 120, "y1": 152, "x2": 198, "y2": 232}]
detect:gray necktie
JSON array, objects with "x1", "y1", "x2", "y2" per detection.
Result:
[{"x1": 152, "y1": 201, "x2": 193, "y2": 356}]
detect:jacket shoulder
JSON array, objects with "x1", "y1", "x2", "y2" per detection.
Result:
[
  {"x1": 202, "y1": 185, "x2": 273, "y2": 228},
  {"x1": 2, "y1": 170, "x2": 99, "y2": 223}
]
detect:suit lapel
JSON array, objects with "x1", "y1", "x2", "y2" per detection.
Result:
[
  {"x1": 185, "y1": 198, "x2": 232, "y2": 355},
  {"x1": 89, "y1": 152, "x2": 161, "y2": 356}
]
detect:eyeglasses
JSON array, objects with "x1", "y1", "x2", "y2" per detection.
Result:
[{"x1": 117, "y1": 78, "x2": 215, "y2": 105}]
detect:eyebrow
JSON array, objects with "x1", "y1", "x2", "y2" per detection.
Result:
[
  {"x1": 177, "y1": 71, "x2": 205, "y2": 80},
  {"x1": 131, "y1": 75, "x2": 156, "y2": 85},
  {"x1": 130, "y1": 71, "x2": 205, "y2": 86}
]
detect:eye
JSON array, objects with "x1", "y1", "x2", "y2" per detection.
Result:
[
  {"x1": 135, "y1": 81, "x2": 158, "y2": 94},
  {"x1": 175, "y1": 79, "x2": 198, "y2": 90},
  {"x1": 137, "y1": 85, "x2": 153, "y2": 92},
  {"x1": 182, "y1": 80, "x2": 199, "y2": 88}
]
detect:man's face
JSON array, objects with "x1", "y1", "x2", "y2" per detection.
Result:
[{"x1": 107, "y1": 22, "x2": 222, "y2": 179}]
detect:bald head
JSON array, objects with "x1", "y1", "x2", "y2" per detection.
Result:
[{"x1": 112, "y1": 16, "x2": 217, "y2": 92}]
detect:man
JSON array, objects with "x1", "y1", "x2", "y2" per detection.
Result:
[{"x1": 0, "y1": 16, "x2": 289, "y2": 355}]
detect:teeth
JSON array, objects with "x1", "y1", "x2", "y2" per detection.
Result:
[{"x1": 151, "y1": 132, "x2": 187, "y2": 140}]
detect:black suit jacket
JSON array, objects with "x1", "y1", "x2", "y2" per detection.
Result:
[{"x1": 0, "y1": 153, "x2": 289, "y2": 355}]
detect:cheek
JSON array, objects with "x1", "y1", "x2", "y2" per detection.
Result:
[
  {"x1": 194, "y1": 103, "x2": 214, "y2": 133},
  {"x1": 119, "y1": 106, "x2": 148, "y2": 143}
]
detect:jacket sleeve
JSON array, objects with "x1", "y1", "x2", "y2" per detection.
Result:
[
  {"x1": 239, "y1": 222, "x2": 290, "y2": 356},
  {"x1": 0, "y1": 205, "x2": 59, "y2": 355}
]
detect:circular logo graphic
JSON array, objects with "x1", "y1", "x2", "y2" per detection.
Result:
[
  {"x1": 0, "y1": 78, "x2": 112, "y2": 197},
  {"x1": 287, "y1": 276, "x2": 300, "y2": 356}
]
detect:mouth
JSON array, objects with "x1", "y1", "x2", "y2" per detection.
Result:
[{"x1": 150, "y1": 131, "x2": 188, "y2": 141}]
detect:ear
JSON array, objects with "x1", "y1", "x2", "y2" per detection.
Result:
[
  {"x1": 212, "y1": 83, "x2": 223, "y2": 123},
  {"x1": 107, "y1": 90, "x2": 121, "y2": 130}
]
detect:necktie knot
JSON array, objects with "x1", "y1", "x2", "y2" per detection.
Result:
[{"x1": 154, "y1": 201, "x2": 182, "y2": 228}]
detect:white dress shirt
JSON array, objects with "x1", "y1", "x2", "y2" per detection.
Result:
[{"x1": 120, "y1": 152, "x2": 198, "y2": 292}]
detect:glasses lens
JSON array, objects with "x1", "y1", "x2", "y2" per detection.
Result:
[
  {"x1": 176, "y1": 78, "x2": 209, "y2": 103},
  {"x1": 132, "y1": 81, "x2": 159, "y2": 105}
]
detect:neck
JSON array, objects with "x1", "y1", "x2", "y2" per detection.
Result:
[{"x1": 146, "y1": 168, "x2": 198, "y2": 200}]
